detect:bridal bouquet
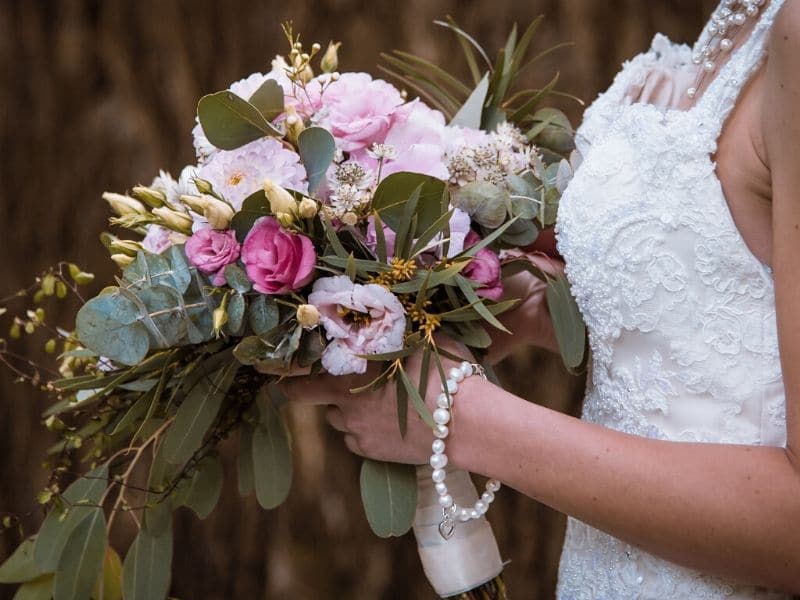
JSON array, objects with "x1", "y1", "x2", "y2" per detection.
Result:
[{"x1": 0, "y1": 19, "x2": 582, "y2": 600}]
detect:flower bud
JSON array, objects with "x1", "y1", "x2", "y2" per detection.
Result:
[
  {"x1": 284, "y1": 105, "x2": 305, "y2": 145},
  {"x1": 193, "y1": 177, "x2": 215, "y2": 195},
  {"x1": 263, "y1": 178, "x2": 298, "y2": 217},
  {"x1": 103, "y1": 192, "x2": 147, "y2": 217},
  {"x1": 296, "y1": 304, "x2": 320, "y2": 328},
  {"x1": 276, "y1": 212, "x2": 296, "y2": 229},
  {"x1": 341, "y1": 211, "x2": 358, "y2": 226},
  {"x1": 152, "y1": 207, "x2": 194, "y2": 235},
  {"x1": 212, "y1": 305, "x2": 228, "y2": 338},
  {"x1": 201, "y1": 195, "x2": 235, "y2": 230},
  {"x1": 109, "y1": 239, "x2": 144, "y2": 257},
  {"x1": 321, "y1": 41, "x2": 341, "y2": 73},
  {"x1": 111, "y1": 254, "x2": 135, "y2": 269},
  {"x1": 132, "y1": 185, "x2": 166, "y2": 208},
  {"x1": 298, "y1": 197, "x2": 318, "y2": 219},
  {"x1": 180, "y1": 194, "x2": 206, "y2": 213}
]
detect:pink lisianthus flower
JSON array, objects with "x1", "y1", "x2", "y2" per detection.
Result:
[
  {"x1": 311, "y1": 73, "x2": 404, "y2": 153},
  {"x1": 352, "y1": 100, "x2": 449, "y2": 180},
  {"x1": 241, "y1": 217, "x2": 316, "y2": 295},
  {"x1": 309, "y1": 275, "x2": 406, "y2": 375},
  {"x1": 184, "y1": 228, "x2": 241, "y2": 286},
  {"x1": 365, "y1": 216, "x2": 397, "y2": 259},
  {"x1": 462, "y1": 231, "x2": 503, "y2": 301}
]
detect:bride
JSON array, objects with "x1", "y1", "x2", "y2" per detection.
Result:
[{"x1": 283, "y1": 0, "x2": 800, "y2": 596}]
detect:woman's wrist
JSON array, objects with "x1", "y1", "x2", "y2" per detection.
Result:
[{"x1": 445, "y1": 375, "x2": 503, "y2": 476}]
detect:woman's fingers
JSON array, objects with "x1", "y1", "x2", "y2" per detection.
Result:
[
  {"x1": 343, "y1": 434, "x2": 364, "y2": 457},
  {"x1": 325, "y1": 406, "x2": 348, "y2": 432},
  {"x1": 279, "y1": 373, "x2": 341, "y2": 405}
]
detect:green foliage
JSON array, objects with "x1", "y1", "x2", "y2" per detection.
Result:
[
  {"x1": 53, "y1": 508, "x2": 106, "y2": 600},
  {"x1": 297, "y1": 127, "x2": 336, "y2": 194},
  {"x1": 196, "y1": 89, "x2": 281, "y2": 151},
  {"x1": 0, "y1": 539, "x2": 43, "y2": 585},
  {"x1": 246, "y1": 79, "x2": 285, "y2": 121},
  {"x1": 231, "y1": 191, "x2": 269, "y2": 242},
  {"x1": 121, "y1": 523, "x2": 173, "y2": 600},
  {"x1": 75, "y1": 248, "x2": 215, "y2": 366},
  {"x1": 359, "y1": 460, "x2": 417, "y2": 538},
  {"x1": 161, "y1": 360, "x2": 239, "y2": 466},
  {"x1": 546, "y1": 273, "x2": 587, "y2": 371},
  {"x1": 12, "y1": 576, "x2": 53, "y2": 600},
  {"x1": 33, "y1": 463, "x2": 109, "y2": 572},
  {"x1": 174, "y1": 454, "x2": 223, "y2": 519},
  {"x1": 371, "y1": 173, "x2": 448, "y2": 242},
  {"x1": 252, "y1": 388, "x2": 292, "y2": 510}
]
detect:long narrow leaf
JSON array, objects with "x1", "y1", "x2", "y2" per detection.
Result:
[
  {"x1": 434, "y1": 18, "x2": 492, "y2": 72},
  {"x1": 508, "y1": 72, "x2": 560, "y2": 123},
  {"x1": 397, "y1": 365, "x2": 435, "y2": 428},
  {"x1": 455, "y1": 275, "x2": 511, "y2": 333},
  {"x1": 391, "y1": 51, "x2": 472, "y2": 96}
]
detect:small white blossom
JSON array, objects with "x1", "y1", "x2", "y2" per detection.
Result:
[{"x1": 366, "y1": 143, "x2": 398, "y2": 161}]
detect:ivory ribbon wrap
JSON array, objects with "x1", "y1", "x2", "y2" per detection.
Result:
[{"x1": 413, "y1": 466, "x2": 504, "y2": 598}]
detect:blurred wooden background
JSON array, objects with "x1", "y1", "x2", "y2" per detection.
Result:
[{"x1": 0, "y1": 1, "x2": 716, "y2": 598}]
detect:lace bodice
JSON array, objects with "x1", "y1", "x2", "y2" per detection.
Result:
[{"x1": 554, "y1": 2, "x2": 789, "y2": 598}]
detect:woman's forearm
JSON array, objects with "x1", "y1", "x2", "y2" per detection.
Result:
[{"x1": 449, "y1": 383, "x2": 800, "y2": 593}]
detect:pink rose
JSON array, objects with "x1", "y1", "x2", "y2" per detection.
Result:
[
  {"x1": 309, "y1": 275, "x2": 406, "y2": 375},
  {"x1": 241, "y1": 217, "x2": 316, "y2": 294},
  {"x1": 463, "y1": 231, "x2": 503, "y2": 301},
  {"x1": 314, "y1": 73, "x2": 404, "y2": 153},
  {"x1": 184, "y1": 228, "x2": 241, "y2": 286}
]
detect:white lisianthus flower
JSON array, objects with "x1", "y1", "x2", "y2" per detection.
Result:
[
  {"x1": 196, "y1": 137, "x2": 307, "y2": 211},
  {"x1": 150, "y1": 165, "x2": 198, "y2": 210}
]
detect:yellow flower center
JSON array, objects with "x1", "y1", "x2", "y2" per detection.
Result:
[{"x1": 228, "y1": 171, "x2": 245, "y2": 186}]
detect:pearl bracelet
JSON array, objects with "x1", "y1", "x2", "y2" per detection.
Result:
[{"x1": 430, "y1": 361, "x2": 501, "y2": 540}]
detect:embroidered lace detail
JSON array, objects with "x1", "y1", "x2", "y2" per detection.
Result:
[{"x1": 554, "y1": 2, "x2": 788, "y2": 597}]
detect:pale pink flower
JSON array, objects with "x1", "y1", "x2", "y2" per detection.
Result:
[
  {"x1": 184, "y1": 228, "x2": 241, "y2": 286},
  {"x1": 309, "y1": 275, "x2": 407, "y2": 375},
  {"x1": 196, "y1": 137, "x2": 307, "y2": 211},
  {"x1": 311, "y1": 73, "x2": 404, "y2": 153},
  {"x1": 241, "y1": 217, "x2": 316, "y2": 295},
  {"x1": 352, "y1": 100, "x2": 448, "y2": 180}
]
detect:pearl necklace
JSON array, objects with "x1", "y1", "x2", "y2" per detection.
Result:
[
  {"x1": 430, "y1": 361, "x2": 501, "y2": 540},
  {"x1": 687, "y1": 0, "x2": 764, "y2": 98}
]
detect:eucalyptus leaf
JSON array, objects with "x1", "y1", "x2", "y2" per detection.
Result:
[
  {"x1": 75, "y1": 292, "x2": 150, "y2": 367},
  {"x1": 92, "y1": 547, "x2": 123, "y2": 600},
  {"x1": 0, "y1": 538, "x2": 43, "y2": 584},
  {"x1": 248, "y1": 296, "x2": 279, "y2": 336},
  {"x1": 372, "y1": 172, "x2": 446, "y2": 238},
  {"x1": 161, "y1": 361, "x2": 240, "y2": 465},
  {"x1": 197, "y1": 90, "x2": 280, "y2": 151},
  {"x1": 227, "y1": 293, "x2": 246, "y2": 336},
  {"x1": 224, "y1": 264, "x2": 252, "y2": 293},
  {"x1": 176, "y1": 454, "x2": 223, "y2": 520},
  {"x1": 121, "y1": 524, "x2": 173, "y2": 600},
  {"x1": 546, "y1": 274, "x2": 587, "y2": 370},
  {"x1": 359, "y1": 460, "x2": 417, "y2": 538},
  {"x1": 33, "y1": 463, "x2": 109, "y2": 572},
  {"x1": 252, "y1": 388, "x2": 292, "y2": 510},
  {"x1": 233, "y1": 336, "x2": 268, "y2": 366},
  {"x1": 231, "y1": 191, "x2": 269, "y2": 242},
  {"x1": 247, "y1": 79, "x2": 285, "y2": 121},
  {"x1": 298, "y1": 127, "x2": 336, "y2": 193},
  {"x1": 12, "y1": 575, "x2": 53, "y2": 600},
  {"x1": 397, "y1": 366, "x2": 435, "y2": 427},
  {"x1": 451, "y1": 181, "x2": 509, "y2": 229},
  {"x1": 53, "y1": 508, "x2": 106, "y2": 600}
]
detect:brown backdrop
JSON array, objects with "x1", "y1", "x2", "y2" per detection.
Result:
[{"x1": 0, "y1": 1, "x2": 715, "y2": 598}]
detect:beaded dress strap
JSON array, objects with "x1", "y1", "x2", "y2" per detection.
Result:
[{"x1": 695, "y1": 0, "x2": 786, "y2": 139}]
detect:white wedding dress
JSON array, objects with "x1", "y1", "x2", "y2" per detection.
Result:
[{"x1": 554, "y1": 1, "x2": 790, "y2": 598}]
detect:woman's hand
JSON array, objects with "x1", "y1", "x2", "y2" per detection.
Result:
[
  {"x1": 487, "y1": 251, "x2": 564, "y2": 364},
  {"x1": 280, "y1": 339, "x2": 490, "y2": 466}
]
